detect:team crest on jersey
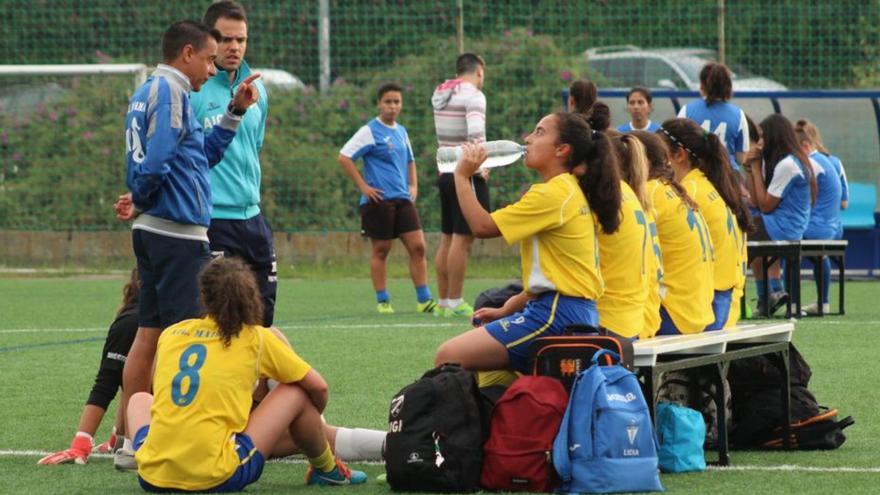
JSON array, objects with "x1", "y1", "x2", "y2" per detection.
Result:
[
  {"x1": 384, "y1": 135, "x2": 393, "y2": 151},
  {"x1": 207, "y1": 101, "x2": 221, "y2": 111}
]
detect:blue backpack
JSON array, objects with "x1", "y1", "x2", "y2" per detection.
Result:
[
  {"x1": 655, "y1": 401, "x2": 707, "y2": 473},
  {"x1": 552, "y1": 350, "x2": 664, "y2": 494}
]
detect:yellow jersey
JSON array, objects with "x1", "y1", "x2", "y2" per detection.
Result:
[
  {"x1": 491, "y1": 173, "x2": 603, "y2": 300},
  {"x1": 643, "y1": 209, "x2": 663, "y2": 337},
  {"x1": 681, "y1": 169, "x2": 743, "y2": 292},
  {"x1": 136, "y1": 318, "x2": 312, "y2": 491},
  {"x1": 647, "y1": 179, "x2": 715, "y2": 335},
  {"x1": 597, "y1": 181, "x2": 651, "y2": 338}
]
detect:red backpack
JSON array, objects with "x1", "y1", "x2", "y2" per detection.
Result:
[{"x1": 481, "y1": 376, "x2": 568, "y2": 492}]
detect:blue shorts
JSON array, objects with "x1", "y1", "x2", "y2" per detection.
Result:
[
  {"x1": 134, "y1": 426, "x2": 265, "y2": 493},
  {"x1": 657, "y1": 293, "x2": 730, "y2": 336},
  {"x1": 133, "y1": 229, "x2": 211, "y2": 329},
  {"x1": 484, "y1": 292, "x2": 598, "y2": 373},
  {"x1": 706, "y1": 290, "x2": 733, "y2": 331}
]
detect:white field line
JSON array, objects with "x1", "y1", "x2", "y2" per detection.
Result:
[
  {"x1": 709, "y1": 464, "x2": 880, "y2": 473},
  {"x1": 0, "y1": 449, "x2": 384, "y2": 465},
  {"x1": 0, "y1": 322, "x2": 460, "y2": 334},
  {"x1": 3, "y1": 450, "x2": 879, "y2": 472}
]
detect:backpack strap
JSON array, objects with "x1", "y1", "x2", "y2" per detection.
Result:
[
  {"x1": 592, "y1": 348, "x2": 620, "y2": 366},
  {"x1": 553, "y1": 369, "x2": 603, "y2": 483}
]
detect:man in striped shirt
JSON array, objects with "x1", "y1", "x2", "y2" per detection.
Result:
[{"x1": 431, "y1": 53, "x2": 488, "y2": 318}]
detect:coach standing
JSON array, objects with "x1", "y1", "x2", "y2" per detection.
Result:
[
  {"x1": 191, "y1": 1, "x2": 277, "y2": 327},
  {"x1": 431, "y1": 53, "x2": 488, "y2": 318},
  {"x1": 114, "y1": 19, "x2": 260, "y2": 461}
]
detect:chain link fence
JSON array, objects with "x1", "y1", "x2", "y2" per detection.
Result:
[{"x1": 1, "y1": 0, "x2": 878, "y2": 230}]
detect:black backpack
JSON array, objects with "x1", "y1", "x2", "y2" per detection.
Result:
[
  {"x1": 728, "y1": 344, "x2": 854, "y2": 450},
  {"x1": 474, "y1": 282, "x2": 523, "y2": 311},
  {"x1": 384, "y1": 364, "x2": 488, "y2": 492}
]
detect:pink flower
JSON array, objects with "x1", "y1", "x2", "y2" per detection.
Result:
[
  {"x1": 332, "y1": 77, "x2": 347, "y2": 87},
  {"x1": 11, "y1": 152, "x2": 21, "y2": 161},
  {"x1": 504, "y1": 30, "x2": 512, "y2": 37},
  {"x1": 48, "y1": 112, "x2": 59, "y2": 122},
  {"x1": 0, "y1": 132, "x2": 8, "y2": 144},
  {"x1": 66, "y1": 106, "x2": 77, "y2": 117},
  {"x1": 338, "y1": 99, "x2": 349, "y2": 111},
  {"x1": 525, "y1": 29, "x2": 533, "y2": 36},
  {"x1": 560, "y1": 70, "x2": 573, "y2": 82},
  {"x1": 83, "y1": 131, "x2": 94, "y2": 140}
]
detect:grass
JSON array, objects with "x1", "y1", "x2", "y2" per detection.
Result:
[{"x1": 0, "y1": 273, "x2": 877, "y2": 494}]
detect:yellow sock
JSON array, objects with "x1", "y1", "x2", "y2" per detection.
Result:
[{"x1": 308, "y1": 443, "x2": 336, "y2": 473}]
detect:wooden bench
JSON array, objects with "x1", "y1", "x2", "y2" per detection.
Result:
[
  {"x1": 633, "y1": 321, "x2": 796, "y2": 466},
  {"x1": 747, "y1": 240, "x2": 848, "y2": 317}
]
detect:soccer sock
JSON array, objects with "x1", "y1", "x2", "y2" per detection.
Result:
[
  {"x1": 122, "y1": 437, "x2": 133, "y2": 452},
  {"x1": 755, "y1": 279, "x2": 767, "y2": 303},
  {"x1": 821, "y1": 257, "x2": 832, "y2": 304},
  {"x1": 376, "y1": 289, "x2": 390, "y2": 304},
  {"x1": 448, "y1": 297, "x2": 464, "y2": 308},
  {"x1": 75, "y1": 431, "x2": 94, "y2": 442},
  {"x1": 308, "y1": 443, "x2": 337, "y2": 473},
  {"x1": 438, "y1": 298, "x2": 450, "y2": 309},
  {"x1": 769, "y1": 278, "x2": 783, "y2": 293},
  {"x1": 415, "y1": 285, "x2": 432, "y2": 303},
  {"x1": 334, "y1": 427, "x2": 386, "y2": 461}
]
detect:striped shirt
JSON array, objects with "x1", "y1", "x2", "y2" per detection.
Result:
[{"x1": 431, "y1": 79, "x2": 486, "y2": 147}]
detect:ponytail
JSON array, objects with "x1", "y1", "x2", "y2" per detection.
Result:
[
  {"x1": 199, "y1": 257, "x2": 264, "y2": 347},
  {"x1": 554, "y1": 111, "x2": 622, "y2": 234},
  {"x1": 612, "y1": 133, "x2": 651, "y2": 212},
  {"x1": 630, "y1": 130, "x2": 700, "y2": 211},
  {"x1": 659, "y1": 118, "x2": 754, "y2": 233}
]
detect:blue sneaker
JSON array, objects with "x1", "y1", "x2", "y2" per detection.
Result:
[{"x1": 306, "y1": 459, "x2": 368, "y2": 486}]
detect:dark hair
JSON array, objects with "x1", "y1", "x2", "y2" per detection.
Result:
[
  {"x1": 699, "y1": 63, "x2": 733, "y2": 104},
  {"x1": 746, "y1": 114, "x2": 760, "y2": 145},
  {"x1": 553, "y1": 112, "x2": 622, "y2": 234},
  {"x1": 118, "y1": 267, "x2": 140, "y2": 315},
  {"x1": 611, "y1": 133, "x2": 651, "y2": 211},
  {"x1": 583, "y1": 101, "x2": 611, "y2": 132},
  {"x1": 630, "y1": 130, "x2": 699, "y2": 211},
  {"x1": 199, "y1": 257, "x2": 263, "y2": 347},
  {"x1": 658, "y1": 118, "x2": 754, "y2": 232},
  {"x1": 626, "y1": 86, "x2": 653, "y2": 104},
  {"x1": 162, "y1": 20, "x2": 221, "y2": 62},
  {"x1": 760, "y1": 114, "x2": 817, "y2": 203},
  {"x1": 569, "y1": 79, "x2": 598, "y2": 114},
  {"x1": 203, "y1": 0, "x2": 247, "y2": 28},
  {"x1": 456, "y1": 53, "x2": 485, "y2": 75},
  {"x1": 376, "y1": 81, "x2": 403, "y2": 102}
]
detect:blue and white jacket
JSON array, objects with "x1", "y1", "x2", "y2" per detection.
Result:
[{"x1": 124, "y1": 64, "x2": 240, "y2": 238}]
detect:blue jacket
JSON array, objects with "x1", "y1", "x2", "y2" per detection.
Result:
[
  {"x1": 190, "y1": 60, "x2": 268, "y2": 220},
  {"x1": 124, "y1": 65, "x2": 240, "y2": 227}
]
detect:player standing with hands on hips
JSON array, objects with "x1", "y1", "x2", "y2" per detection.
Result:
[{"x1": 113, "y1": 19, "x2": 261, "y2": 466}]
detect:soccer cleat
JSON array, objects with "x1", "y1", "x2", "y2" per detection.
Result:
[
  {"x1": 377, "y1": 302, "x2": 395, "y2": 314},
  {"x1": 94, "y1": 429, "x2": 118, "y2": 454},
  {"x1": 37, "y1": 435, "x2": 93, "y2": 465},
  {"x1": 448, "y1": 301, "x2": 475, "y2": 318},
  {"x1": 416, "y1": 299, "x2": 437, "y2": 314},
  {"x1": 376, "y1": 473, "x2": 387, "y2": 484},
  {"x1": 113, "y1": 447, "x2": 137, "y2": 471},
  {"x1": 801, "y1": 302, "x2": 830, "y2": 316},
  {"x1": 433, "y1": 306, "x2": 448, "y2": 318},
  {"x1": 306, "y1": 459, "x2": 368, "y2": 486},
  {"x1": 767, "y1": 291, "x2": 790, "y2": 316}
]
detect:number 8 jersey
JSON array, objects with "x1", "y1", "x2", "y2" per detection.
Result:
[{"x1": 136, "y1": 318, "x2": 311, "y2": 492}]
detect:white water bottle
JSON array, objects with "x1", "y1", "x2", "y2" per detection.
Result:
[{"x1": 436, "y1": 140, "x2": 526, "y2": 174}]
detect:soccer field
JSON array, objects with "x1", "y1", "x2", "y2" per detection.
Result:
[{"x1": 1, "y1": 275, "x2": 878, "y2": 494}]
